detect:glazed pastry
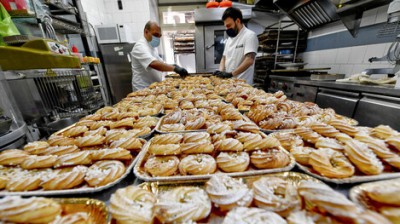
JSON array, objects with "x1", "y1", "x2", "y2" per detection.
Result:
[
  {"x1": 109, "y1": 186, "x2": 156, "y2": 224},
  {"x1": 371, "y1": 125, "x2": 398, "y2": 140},
  {"x1": 20, "y1": 155, "x2": 57, "y2": 169},
  {"x1": 243, "y1": 135, "x2": 281, "y2": 152},
  {"x1": 80, "y1": 113, "x2": 101, "y2": 121},
  {"x1": 105, "y1": 129, "x2": 135, "y2": 144},
  {"x1": 23, "y1": 141, "x2": 49, "y2": 155},
  {"x1": 74, "y1": 119, "x2": 96, "y2": 127},
  {"x1": 6, "y1": 171, "x2": 42, "y2": 191},
  {"x1": 294, "y1": 127, "x2": 320, "y2": 144},
  {"x1": 185, "y1": 117, "x2": 206, "y2": 130},
  {"x1": 233, "y1": 120, "x2": 259, "y2": 133},
  {"x1": 379, "y1": 206, "x2": 400, "y2": 223},
  {"x1": 62, "y1": 126, "x2": 88, "y2": 137},
  {"x1": 328, "y1": 119, "x2": 358, "y2": 136},
  {"x1": 90, "y1": 147, "x2": 132, "y2": 161},
  {"x1": 83, "y1": 127, "x2": 107, "y2": 136},
  {"x1": 149, "y1": 144, "x2": 180, "y2": 155},
  {"x1": 358, "y1": 210, "x2": 392, "y2": 224},
  {"x1": 132, "y1": 127, "x2": 151, "y2": 137},
  {"x1": 134, "y1": 116, "x2": 158, "y2": 128},
  {"x1": 101, "y1": 110, "x2": 120, "y2": 120},
  {"x1": 310, "y1": 123, "x2": 340, "y2": 138},
  {"x1": 315, "y1": 137, "x2": 344, "y2": 151},
  {"x1": 180, "y1": 100, "x2": 194, "y2": 109},
  {"x1": 41, "y1": 145, "x2": 80, "y2": 156},
  {"x1": 85, "y1": 160, "x2": 126, "y2": 187},
  {"x1": 110, "y1": 118, "x2": 136, "y2": 129},
  {"x1": 183, "y1": 132, "x2": 210, "y2": 143},
  {"x1": 252, "y1": 177, "x2": 300, "y2": 217},
  {"x1": 50, "y1": 212, "x2": 93, "y2": 224},
  {"x1": 206, "y1": 174, "x2": 253, "y2": 211},
  {"x1": 222, "y1": 207, "x2": 286, "y2": 224},
  {"x1": 0, "y1": 196, "x2": 61, "y2": 223},
  {"x1": 290, "y1": 146, "x2": 316, "y2": 166},
  {"x1": 152, "y1": 133, "x2": 183, "y2": 145},
  {"x1": 75, "y1": 135, "x2": 105, "y2": 147},
  {"x1": 110, "y1": 137, "x2": 145, "y2": 151},
  {"x1": 214, "y1": 138, "x2": 244, "y2": 152},
  {"x1": 287, "y1": 210, "x2": 339, "y2": 224},
  {"x1": 96, "y1": 106, "x2": 115, "y2": 115},
  {"x1": 259, "y1": 116, "x2": 283, "y2": 130},
  {"x1": 279, "y1": 117, "x2": 298, "y2": 129},
  {"x1": 344, "y1": 139, "x2": 383, "y2": 175},
  {"x1": 155, "y1": 187, "x2": 211, "y2": 223},
  {"x1": 366, "y1": 180, "x2": 400, "y2": 206},
  {"x1": 207, "y1": 123, "x2": 232, "y2": 134},
  {"x1": 247, "y1": 104, "x2": 277, "y2": 124},
  {"x1": 0, "y1": 149, "x2": 29, "y2": 166},
  {"x1": 386, "y1": 135, "x2": 400, "y2": 151},
  {"x1": 220, "y1": 108, "x2": 243, "y2": 121},
  {"x1": 298, "y1": 181, "x2": 360, "y2": 222},
  {"x1": 355, "y1": 132, "x2": 400, "y2": 169},
  {"x1": 250, "y1": 149, "x2": 290, "y2": 169},
  {"x1": 236, "y1": 132, "x2": 262, "y2": 143},
  {"x1": 217, "y1": 152, "x2": 250, "y2": 172},
  {"x1": 0, "y1": 176, "x2": 8, "y2": 189},
  {"x1": 90, "y1": 120, "x2": 112, "y2": 130},
  {"x1": 116, "y1": 111, "x2": 139, "y2": 121},
  {"x1": 309, "y1": 148, "x2": 355, "y2": 178},
  {"x1": 47, "y1": 135, "x2": 76, "y2": 146},
  {"x1": 54, "y1": 151, "x2": 92, "y2": 168},
  {"x1": 179, "y1": 154, "x2": 217, "y2": 175},
  {"x1": 162, "y1": 111, "x2": 182, "y2": 124},
  {"x1": 334, "y1": 133, "x2": 353, "y2": 144},
  {"x1": 41, "y1": 166, "x2": 87, "y2": 190},
  {"x1": 181, "y1": 141, "x2": 214, "y2": 154},
  {"x1": 160, "y1": 123, "x2": 185, "y2": 132},
  {"x1": 144, "y1": 156, "x2": 179, "y2": 176}
]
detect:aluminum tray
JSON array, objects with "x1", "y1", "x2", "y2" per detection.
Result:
[
  {"x1": 0, "y1": 155, "x2": 138, "y2": 196},
  {"x1": 54, "y1": 198, "x2": 109, "y2": 224},
  {"x1": 134, "y1": 141, "x2": 296, "y2": 182},
  {"x1": 349, "y1": 178, "x2": 400, "y2": 211},
  {"x1": 296, "y1": 163, "x2": 400, "y2": 184}
]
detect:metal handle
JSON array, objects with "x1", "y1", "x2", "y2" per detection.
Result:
[{"x1": 206, "y1": 43, "x2": 215, "y2": 50}]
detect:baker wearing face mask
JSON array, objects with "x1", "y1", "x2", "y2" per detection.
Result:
[
  {"x1": 131, "y1": 21, "x2": 188, "y2": 91},
  {"x1": 213, "y1": 7, "x2": 259, "y2": 85}
]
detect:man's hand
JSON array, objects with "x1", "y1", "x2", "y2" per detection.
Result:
[
  {"x1": 216, "y1": 71, "x2": 233, "y2": 78},
  {"x1": 213, "y1": 70, "x2": 223, "y2": 77},
  {"x1": 173, "y1": 65, "x2": 189, "y2": 78}
]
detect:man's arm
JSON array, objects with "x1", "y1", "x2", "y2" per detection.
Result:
[
  {"x1": 231, "y1": 52, "x2": 256, "y2": 76},
  {"x1": 149, "y1": 60, "x2": 175, "y2": 71},
  {"x1": 219, "y1": 56, "x2": 226, "y2": 71}
]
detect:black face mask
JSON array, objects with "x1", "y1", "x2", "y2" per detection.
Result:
[{"x1": 226, "y1": 25, "x2": 238, "y2": 37}]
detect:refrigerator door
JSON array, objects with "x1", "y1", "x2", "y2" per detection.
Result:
[{"x1": 100, "y1": 43, "x2": 135, "y2": 104}]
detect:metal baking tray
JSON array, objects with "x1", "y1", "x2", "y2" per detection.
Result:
[
  {"x1": 0, "y1": 156, "x2": 138, "y2": 196},
  {"x1": 54, "y1": 198, "x2": 108, "y2": 224},
  {"x1": 349, "y1": 178, "x2": 400, "y2": 208},
  {"x1": 134, "y1": 141, "x2": 296, "y2": 182},
  {"x1": 296, "y1": 163, "x2": 400, "y2": 184}
]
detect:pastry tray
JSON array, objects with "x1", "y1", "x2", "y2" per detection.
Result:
[
  {"x1": 0, "y1": 155, "x2": 138, "y2": 196},
  {"x1": 349, "y1": 178, "x2": 400, "y2": 211},
  {"x1": 54, "y1": 198, "x2": 109, "y2": 224},
  {"x1": 134, "y1": 141, "x2": 296, "y2": 182},
  {"x1": 296, "y1": 163, "x2": 400, "y2": 184}
]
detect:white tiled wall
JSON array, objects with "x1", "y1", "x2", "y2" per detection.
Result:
[
  {"x1": 300, "y1": 4, "x2": 394, "y2": 77},
  {"x1": 81, "y1": 0, "x2": 151, "y2": 42}
]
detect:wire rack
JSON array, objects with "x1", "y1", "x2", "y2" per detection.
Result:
[{"x1": 32, "y1": 69, "x2": 103, "y2": 119}]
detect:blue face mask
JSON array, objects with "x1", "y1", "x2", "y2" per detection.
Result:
[{"x1": 149, "y1": 35, "x2": 160, "y2": 48}]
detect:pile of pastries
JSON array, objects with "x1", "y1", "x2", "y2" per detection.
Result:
[
  {"x1": 140, "y1": 122, "x2": 292, "y2": 177},
  {"x1": 355, "y1": 178, "x2": 400, "y2": 223},
  {"x1": 109, "y1": 174, "x2": 390, "y2": 223},
  {"x1": 279, "y1": 122, "x2": 400, "y2": 179},
  {"x1": 0, "y1": 196, "x2": 98, "y2": 223}
]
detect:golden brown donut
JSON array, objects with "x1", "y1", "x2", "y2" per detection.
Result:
[
  {"x1": 0, "y1": 149, "x2": 29, "y2": 166},
  {"x1": 250, "y1": 149, "x2": 290, "y2": 169},
  {"x1": 294, "y1": 127, "x2": 320, "y2": 144},
  {"x1": 41, "y1": 145, "x2": 80, "y2": 156},
  {"x1": 152, "y1": 133, "x2": 183, "y2": 144},
  {"x1": 90, "y1": 147, "x2": 133, "y2": 161},
  {"x1": 75, "y1": 135, "x2": 105, "y2": 148},
  {"x1": 344, "y1": 139, "x2": 383, "y2": 175},
  {"x1": 290, "y1": 146, "x2": 316, "y2": 166},
  {"x1": 20, "y1": 155, "x2": 57, "y2": 169},
  {"x1": 179, "y1": 154, "x2": 217, "y2": 175},
  {"x1": 85, "y1": 160, "x2": 126, "y2": 187},
  {"x1": 148, "y1": 144, "x2": 180, "y2": 155},
  {"x1": 214, "y1": 138, "x2": 244, "y2": 152},
  {"x1": 309, "y1": 147, "x2": 355, "y2": 178},
  {"x1": 62, "y1": 126, "x2": 88, "y2": 137},
  {"x1": 243, "y1": 135, "x2": 281, "y2": 152},
  {"x1": 23, "y1": 141, "x2": 49, "y2": 155},
  {"x1": 41, "y1": 166, "x2": 87, "y2": 190},
  {"x1": 144, "y1": 155, "x2": 179, "y2": 176},
  {"x1": 216, "y1": 152, "x2": 250, "y2": 172},
  {"x1": 110, "y1": 137, "x2": 145, "y2": 151},
  {"x1": 109, "y1": 186, "x2": 156, "y2": 224},
  {"x1": 47, "y1": 135, "x2": 76, "y2": 146},
  {"x1": 54, "y1": 151, "x2": 92, "y2": 168},
  {"x1": 0, "y1": 196, "x2": 61, "y2": 223}
]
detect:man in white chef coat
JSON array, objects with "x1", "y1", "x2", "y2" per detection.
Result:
[
  {"x1": 214, "y1": 7, "x2": 259, "y2": 85},
  {"x1": 131, "y1": 21, "x2": 188, "y2": 91}
]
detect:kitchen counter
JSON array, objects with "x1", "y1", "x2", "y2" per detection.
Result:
[{"x1": 295, "y1": 79, "x2": 400, "y2": 97}]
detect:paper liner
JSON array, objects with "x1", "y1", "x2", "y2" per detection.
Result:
[{"x1": 55, "y1": 198, "x2": 109, "y2": 224}]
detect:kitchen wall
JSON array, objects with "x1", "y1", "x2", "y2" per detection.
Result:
[
  {"x1": 299, "y1": 5, "x2": 395, "y2": 77},
  {"x1": 81, "y1": 0, "x2": 151, "y2": 41}
]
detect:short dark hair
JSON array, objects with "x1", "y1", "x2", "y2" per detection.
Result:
[{"x1": 222, "y1": 7, "x2": 243, "y2": 23}]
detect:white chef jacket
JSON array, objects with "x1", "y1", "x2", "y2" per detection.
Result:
[
  {"x1": 223, "y1": 26, "x2": 259, "y2": 85},
  {"x1": 131, "y1": 37, "x2": 163, "y2": 91}
]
